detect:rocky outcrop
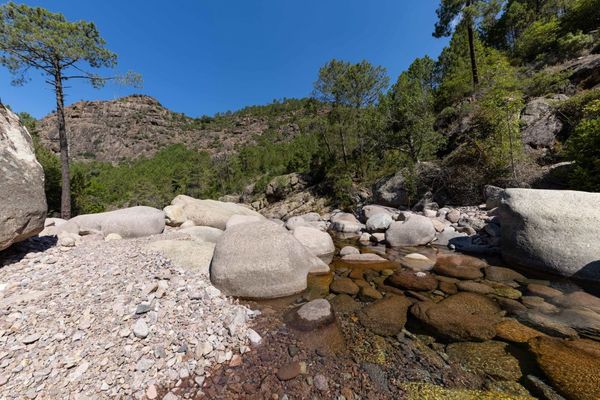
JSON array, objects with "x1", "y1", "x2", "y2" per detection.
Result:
[
  {"x1": 0, "y1": 105, "x2": 47, "y2": 251},
  {"x1": 59, "y1": 206, "x2": 165, "y2": 238},
  {"x1": 210, "y1": 221, "x2": 329, "y2": 298},
  {"x1": 36, "y1": 95, "x2": 305, "y2": 162},
  {"x1": 499, "y1": 188, "x2": 600, "y2": 282},
  {"x1": 265, "y1": 173, "x2": 309, "y2": 202},
  {"x1": 520, "y1": 97, "x2": 565, "y2": 150},
  {"x1": 372, "y1": 162, "x2": 440, "y2": 208}
]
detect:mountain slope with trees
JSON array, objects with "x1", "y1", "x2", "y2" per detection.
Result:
[{"x1": 13, "y1": 0, "x2": 600, "y2": 217}]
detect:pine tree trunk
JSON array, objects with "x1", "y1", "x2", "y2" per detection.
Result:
[
  {"x1": 464, "y1": 0, "x2": 479, "y2": 86},
  {"x1": 467, "y1": 23, "x2": 479, "y2": 86},
  {"x1": 54, "y1": 70, "x2": 72, "y2": 219}
]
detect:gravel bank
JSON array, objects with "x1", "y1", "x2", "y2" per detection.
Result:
[{"x1": 0, "y1": 234, "x2": 258, "y2": 399}]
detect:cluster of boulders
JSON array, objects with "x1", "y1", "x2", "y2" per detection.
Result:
[{"x1": 286, "y1": 242, "x2": 600, "y2": 400}]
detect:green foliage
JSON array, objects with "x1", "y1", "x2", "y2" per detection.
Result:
[
  {"x1": 313, "y1": 59, "x2": 389, "y2": 108},
  {"x1": 561, "y1": 0, "x2": 600, "y2": 34},
  {"x1": 515, "y1": 18, "x2": 560, "y2": 62},
  {"x1": 0, "y1": 2, "x2": 117, "y2": 86},
  {"x1": 565, "y1": 99, "x2": 600, "y2": 190},
  {"x1": 472, "y1": 57, "x2": 524, "y2": 179},
  {"x1": 523, "y1": 69, "x2": 570, "y2": 97},
  {"x1": 556, "y1": 89, "x2": 600, "y2": 128},
  {"x1": 381, "y1": 56, "x2": 446, "y2": 162},
  {"x1": 557, "y1": 31, "x2": 595, "y2": 58}
]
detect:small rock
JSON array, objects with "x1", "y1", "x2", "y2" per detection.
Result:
[
  {"x1": 314, "y1": 374, "x2": 329, "y2": 391},
  {"x1": 276, "y1": 361, "x2": 306, "y2": 381},
  {"x1": 133, "y1": 319, "x2": 149, "y2": 339}
]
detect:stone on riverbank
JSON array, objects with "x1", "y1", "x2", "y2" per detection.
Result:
[
  {"x1": 59, "y1": 206, "x2": 165, "y2": 239},
  {"x1": 385, "y1": 215, "x2": 435, "y2": 247},
  {"x1": 210, "y1": 221, "x2": 328, "y2": 298},
  {"x1": 0, "y1": 105, "x2": 47, "y2": 251},
  {"x1": 499, "y1": 189, "x2": 600, "y2": 282},
  {"x1": 170, "y1": 195, "x2": 263, "y2": 230}
]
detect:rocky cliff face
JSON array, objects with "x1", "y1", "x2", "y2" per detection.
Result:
[
  {"x1": 0, "y1": 104, "x2": 47, "y2": 251},
  {"x1": 36, "y1": 94, "x2": 301, "y2": 162}
]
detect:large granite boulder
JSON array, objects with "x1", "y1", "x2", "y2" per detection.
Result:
[
  {"x1": 0, "y1": 105, "x2": 47, "y2": 251},
  {"x1": 59, "y1": 206, "x2": 164, "y2": 238},
  {"x1": 385, "y1": 214, "x2": 435, "y2": 247},
  {"x1": 168, "y1": 195, "x2": 264, "y2": 230},
  {"x1": 210, "y1": 221, "x2": 329, "y2": 298},
  {"x1": 292, "y1": 226, "x2": 335, "y2": 263},
  {"x1": 499, "y1": 189, "x2": 600, "y2": 282}
]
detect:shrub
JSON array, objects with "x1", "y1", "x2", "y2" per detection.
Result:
[
  {"x1": 515, "y1": 18, "x2": 560, "y2": 62},
  {"x1": 524, "y1": 70, "x2": 570, "y2": 97},
  {"x1": 565, "y1": 99, "x2": 600, "y2": 191},
  {"x1": 557, "y1": 32, "x2": 595, "y2": 59}
]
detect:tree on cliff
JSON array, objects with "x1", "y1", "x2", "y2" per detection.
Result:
[
  {"x1": 0, "y1": 2, "x2": 141, "y2": 218},
  {"x1": 433, "y1": 0, "x2": 497, "y2": 86}
]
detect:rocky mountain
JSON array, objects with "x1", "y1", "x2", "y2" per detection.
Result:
[{"x1": 36, "y1": 94, "x2": 304, "y2": 163}]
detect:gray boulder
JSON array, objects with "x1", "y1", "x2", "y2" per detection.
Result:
[
  {"x1": 0, "y1": 106, "x2": 47, "y2": 251},
  {"x1": 366, "y1": 213, "x2": 393, "y2": 232},
  {"x1": 147, "y1": 240, "x2": 215, "y2": 275},
  {"x1": 385, "y1": 214, "x2": 436, "y2": 247},
  {"x1": 500, "y1": 189, "x2": 600, "y2": 282},
  {"x1": 169, "y1": 195, "x2": 263, "y2": 230},
  {"x1": 330, "y1": 212, "x2": 363, "y2": 233},
  {"x1": 372, "y1": 162, "x2": 439, "y2": 208},
  {"x1": 179, "y1": 226, "x2": 223, "y2": 243},
  {"x1": 59, "y1": 206, "x2": 164, "y2": 238},
  {"x1": 292, "y1": 226, "x2": 335, "y2": 263},
  {"x1": 520, "y1": 97, "x2": 563, "y2": 149},
  {"x1": 210, "y1": 221, "x2": 329, "y2": 298}
]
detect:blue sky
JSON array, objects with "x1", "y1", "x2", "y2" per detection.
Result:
[{"x1": 0, "y1": 0, "x2": 449, "y2": 119}]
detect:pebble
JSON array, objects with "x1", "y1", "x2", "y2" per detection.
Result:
[
  {"x1": 314, "y1": 374, "x2": 329, "y2": 391},
  {"x1": 276, "y1": 361, "x2": 307, "y2": 381},
  {"x1": 133, "y1": 319, "x2": 150, "y2": 339}
]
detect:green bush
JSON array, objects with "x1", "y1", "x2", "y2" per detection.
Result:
[
  {"x1": 557, "y1": 31, "x2": 595, "y2": 59},
  {"x1": 566, "y1": 100, "x2": 600, "y2": 191},
  {"x1": 515, "y1": 18, "x2": 560, "y2": 62},
  {"x1": 524, "y1": 70, "x2": 570, "y2": 97}
]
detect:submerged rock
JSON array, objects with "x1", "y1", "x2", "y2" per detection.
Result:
[
  {"x1": 411, "y1": 292, "x2": 502, "y2": 341},
  {"x1": 386, "y1": 270, "x2": 437, "y2": 292},
  {"x1": 446, "y1": 341, "x2": 522, "y2": 381},
  {"x1": 358, "y1": 295, "x2": 412, "y2": 336},
  {"x1": 529, "y1": 336, "x2": 600, "y2": 400}
]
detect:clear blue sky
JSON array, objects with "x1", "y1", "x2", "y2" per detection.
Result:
[{"x1": 0, "y1": 0, "x2": 449, "y2": 119}]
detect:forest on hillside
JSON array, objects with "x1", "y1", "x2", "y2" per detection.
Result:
[{"x1": 18, "y1": 0, "x2": 600, "y2": 215}]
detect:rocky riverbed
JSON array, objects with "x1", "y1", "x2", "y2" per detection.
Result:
[
  {"x1": 0, "y1": 233, "x2": 259, "y2": 399},
  {"x1": 1, "y1": 192, "x2": 599, "y2": 400}
]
